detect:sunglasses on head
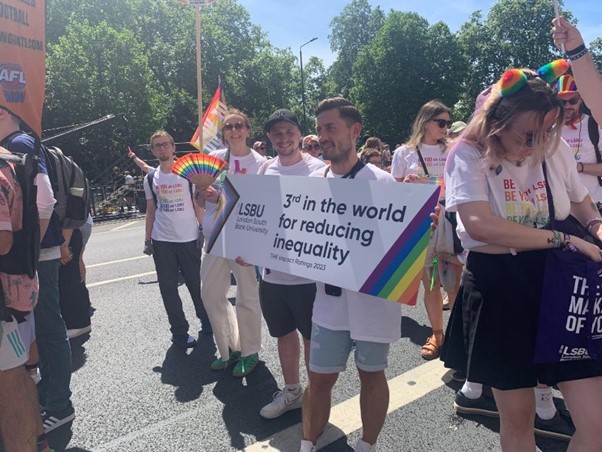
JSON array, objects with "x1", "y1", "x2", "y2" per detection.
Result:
[
  {"x1": 561, "y1": 97, "x2": 580, "y2": 106},
  {"x1": 223, "y1": 121, "x2": 248, "y2": 131},
  {"x1": 304, "y1": 144, "x2": 320, "y2": 151},
  {"x1": 432, "y1": 119, "x2": 453, "y2": 128}
]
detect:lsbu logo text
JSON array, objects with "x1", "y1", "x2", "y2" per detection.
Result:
[
  {"x1": 558, "y1": 345, "x2": 590, "y2": 361},
  {"x1": 0, "y1": 63, "x2": 27, "y2": 103}
]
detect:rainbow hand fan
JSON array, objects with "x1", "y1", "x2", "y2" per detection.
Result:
[{"x1": 172, "y1": 153, "x2": 227, "y2": 186}]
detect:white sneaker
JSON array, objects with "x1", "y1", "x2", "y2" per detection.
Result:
[
  {"x1": 260, "y1": 387, "x2": 303, "y2": 419},
  {"x1": 299, "y1": 439, "x2": 316, "y2": 452},
  {"x1": 67, "y1": 325, "x2": 91, "y2": 339},
  {"x1": 355, "y1": 439, "x2": 377, "y2": 452}
]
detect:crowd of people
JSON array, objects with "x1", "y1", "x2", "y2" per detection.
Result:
[{"x1": 2, "y1": 15, "x2": 602, "y2": 452}]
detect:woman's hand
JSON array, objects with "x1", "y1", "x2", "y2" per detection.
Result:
[
  {"x1": 403, "y1": 174, "x2": 426, "y2": 183},
  {"x1": 552, "y1": 17, "x2": 585, "y2": 53},
  {"x1": 204, "y1": 185, "x2": 220, "y2": 203},
  {"x1": 60, "y1": 244, "x2": 73, "y2": 265},
  {"x1": 569, "y1": 236, "x2": 602, "y2": 262}
]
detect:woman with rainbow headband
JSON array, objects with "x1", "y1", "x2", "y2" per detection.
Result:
[
  {"x1": 391, "y1": 100, "x2": 463, "y2": 360},
  {"x1": 443, "y1": 60, "x2": 602, "y2": 451}
]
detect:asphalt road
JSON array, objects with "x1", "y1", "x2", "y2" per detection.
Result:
[{"x1": 41, "y1": 217, "x2": 569, "y2": 452}]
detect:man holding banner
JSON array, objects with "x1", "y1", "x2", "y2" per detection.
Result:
[
  {"x1": 257, "y1": 109, "x2": 325, "y2": 419},
  {"x1": 300, "y1": 98, "x2": 402, "y2": 452}
]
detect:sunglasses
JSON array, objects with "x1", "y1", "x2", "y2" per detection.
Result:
[
  {"x1": 432, "y1": 119, "x2": 453, "y2": 128},
  {"x1": 304, "y1": 144, "x2": 320, "y2": 151},
  {"x1": 561, "y1": 97, "x2": 580, "y2": 106},
  {"x1": 223, "y1": 121, "x2": 248, "y2": 132},
  {"x1": 511, "y1": 127, "x2": 555, "y2": 148},
  {"x1": 151, "y1": 141, "x2": 172, "y2": 150}
]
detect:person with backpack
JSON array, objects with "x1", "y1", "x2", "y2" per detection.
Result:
[
  {"x1": 0, "y1": 109, "x2": 76, "y2": 434},
  {"x1": 143, "y1": 130, "x2": 212, "y2": 348},
  {"x1": 556, "y1": 75, "x2": 602, "y2": 213},
  {"x1": 0, "y1": 143, "x2": 51, "y2": 451}
]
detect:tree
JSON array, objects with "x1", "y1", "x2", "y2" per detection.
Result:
[
  {"x1": 350, "y1": 12, "x2": 465, "y2": 144},
  {"x1": 328, "y1": 0, "x2": 385, "y2": 98},
  {"x1": 455, "y1": 0, "x2": 574, "y2": 119}
]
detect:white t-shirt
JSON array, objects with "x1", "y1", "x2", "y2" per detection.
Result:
[
  {"x1": 308, "y1": 163, "x2": 402, "y2": 343},
  {"x1": 203, "y1": 148, "x2": 267, "y2": 236},
  {"x1": 445, "y1": 140, "x2": 589, "y2": 250},
  {"x1": 561, "y1": 114, "x2": 602, "y2": 202},
  {"x1": 260, "y1": 153, "x2": 326, "y2": 285},
  {"x1": 391, "y1": 143, "x2": 448, "y2": 180},
  {"x1": 144, "y1": 169, "x2": 199, "y2": 242}
]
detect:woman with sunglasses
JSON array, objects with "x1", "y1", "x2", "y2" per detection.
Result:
[
  {"x1": 444, "y1": 68, "x2": 602, "y2": 451},
  {"x1": 391, "y1": 100, "x2": 462, "y2": 360},
  {"x1": 201, "y1": 108, "x2": 267, "y2": 377}
]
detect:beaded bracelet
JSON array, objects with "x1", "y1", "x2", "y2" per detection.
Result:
[
  {"x1": 585, "y1": 218, "x2": 602, "y2": 233},
  {"x1": 549, "y1": 230, "x2": 564, "y2": 248},
  {"x1": 568, "y1": 47, "x2": 589, "y2": 62}
]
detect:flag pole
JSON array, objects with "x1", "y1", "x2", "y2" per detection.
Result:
[{"x1": 195, "y1": 3, "x2": 203, "y2": 149}]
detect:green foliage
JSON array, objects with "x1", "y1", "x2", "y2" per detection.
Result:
[
  {"x1": 350, "y1": 12, "x2": 465, "y2": 144},
  {"x1": 328, "y1": 0, "x2": 385, "y2": 98}
]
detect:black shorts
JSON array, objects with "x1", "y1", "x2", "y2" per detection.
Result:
[
  {"x1": 259, "y1": 280, "x2": 316, "y2": 340},
  {"x1": 441, "y1": 251, "x2": 602, "y2": 390}
]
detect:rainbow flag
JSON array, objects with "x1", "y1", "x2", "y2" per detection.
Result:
[
  {"x1": 190, "y1": 84, "x2": 228, "y2": 153},
  {"x1": 360, "y1": 189, "x2": 440, "y2": 305}
]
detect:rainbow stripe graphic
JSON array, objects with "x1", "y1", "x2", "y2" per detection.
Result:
[
  {"x1": 206, "y1": 176, "x2": 240, "y2": 254},
  {"x1": 172, "y1": 153, "x2": 227, "y2": 186},
  {"x1": 360, "y1": 189, "x2": 440, "y2": 305}
]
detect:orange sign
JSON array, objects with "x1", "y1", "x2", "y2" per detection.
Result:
[{"x1": 0, "y1": 0, "x2": 46, "y2": 139}]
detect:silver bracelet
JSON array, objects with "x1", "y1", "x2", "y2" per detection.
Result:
[{"x1": 568, "y1": 47, "x2": 589, "y2": 62}]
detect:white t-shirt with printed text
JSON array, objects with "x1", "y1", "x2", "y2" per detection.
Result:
[
  {"x1": 309, "y1": 163, "x2": 402, "y2": 344},
  {"x1": 260, "y1": 153, "x2": 326, "y2": 285},
  {"x1": 391, "y1": 143, "x2": 448, "y2": 180},
  {"x1": 445, "y1": 139, "x2": 589, "y2": 250},
  {"x1": 144, "y1": 169, "x2": 199, "y2": 242},
  {"x1": 561, "y1": 114, "x2": 602, "y2": 202}
]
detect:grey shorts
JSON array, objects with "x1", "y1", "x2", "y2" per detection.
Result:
[{"x1": 309, "y1": 323, "x2": 390, "y2": 374}]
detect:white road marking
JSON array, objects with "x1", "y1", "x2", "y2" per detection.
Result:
[
  {"x1": 93, "y1": 226, "x2": 144, "y2": 235},
  {"x1": 110, "y1": 220, "x2": 140, "y2": 231},
  {"x1": 87, "y1": 256, "x2": 149, "y2": 269},
  {"x1": 245, "y1": 359, "x2": 450, "y2": 451},
  {"x1": 87, "y1": 271, "x2": 156, "y2": 288},
  {"x1": 93, "y1": 357, "x2": 448, "y2": 451}
]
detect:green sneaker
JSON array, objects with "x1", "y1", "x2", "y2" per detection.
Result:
[
  {"x1": 210, "y1": 350, "x2": 241, "y2": 371},
  {"x1": 232, "y1": 353, "x2": 259, "y2": 377}
]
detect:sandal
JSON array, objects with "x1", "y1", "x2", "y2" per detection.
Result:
[{"x1": 420, "y1": 330, "x2": 444, "y2": 360}]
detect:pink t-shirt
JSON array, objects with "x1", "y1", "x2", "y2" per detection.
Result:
[{"x1": 0, "y1": 162, "x2": 38, "y2": 312}]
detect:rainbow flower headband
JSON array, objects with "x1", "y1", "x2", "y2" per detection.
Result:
[{"x1": 498, "y1": 59, "x2": 570, "y2": 97}]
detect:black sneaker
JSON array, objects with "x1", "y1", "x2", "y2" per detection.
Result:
[
  {"x1": 454, "y1": 390, "x2": 499, "y2": 417},
  {"x1": 534, "y1": 411, "x2": 574, "y2": 441},
  {"x1": 41, "y1": 405, "x2": 75, "y2": 433}
]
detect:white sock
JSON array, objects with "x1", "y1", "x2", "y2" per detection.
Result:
[
  {"x1": 299, "y1": 439, "x2": 316, "y2": 452},
  {"x1": 534, "y1": 387, "x2": 557, "y2": 420},
  {"x1": 285, "y1": 383, "x2": 302, "y2": 392},
  {"x1": 461, "y1": 381, "x2": 483, "y2": 399},
  {"x1": 355, "y1": 438, "x2": 376, "y2": 452}
]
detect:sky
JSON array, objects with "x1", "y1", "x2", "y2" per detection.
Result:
[{"x1": 242, "y1": 0, "x2": 602, "y2": 67}]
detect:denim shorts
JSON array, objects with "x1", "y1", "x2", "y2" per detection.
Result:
[{"x1": 309, "y1": 323, "x2": 390, "y2": 374}]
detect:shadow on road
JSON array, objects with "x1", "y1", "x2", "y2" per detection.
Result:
[
  {"x1": 401, "y1": 316, "x2": 432, "y2": 347},
  {"x1": 70, "y1": 334, "x2": 90, "y2": 373},
  {"x1": 212, "y1": 362, "x2": 283, "y2": 450},
  {"x1": 152, "y1": 341, "x2": 218, "y2": 403}
]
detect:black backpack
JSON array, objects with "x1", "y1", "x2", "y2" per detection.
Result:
[
  {"x1": 0, "y1": 134, "x2": 40, "y2": 279},
  {"x1": 44, "y1": 146, "x2": 91, "y2": 229}
]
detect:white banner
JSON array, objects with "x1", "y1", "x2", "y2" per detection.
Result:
[{"x1": 207, "y1": 174, "x2": 440, "y2": 304}]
